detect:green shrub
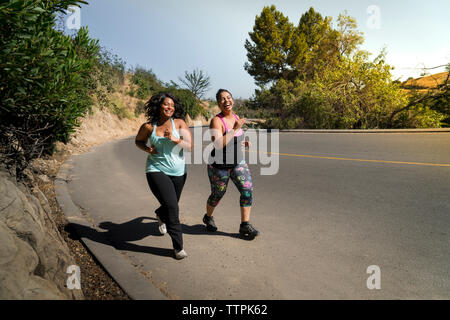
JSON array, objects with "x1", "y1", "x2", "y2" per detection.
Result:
[
  {"x1": 87, "y1": 46, "x2": 126, "y2": 110},
  {"x1": 167, "y1": 88, "x2": 205, "y2": 119},
  {"x1": 392, "y1": 106, "x2": 444, "y2": 128},
  {"x1": 130, "y1": 67, "x2": 164, "y2": 100},
  {"x1": 134, "y1": 100, "x2": 146, "y2": 117},
  {"x1": 109, "y1": 96, "x2": 133, "y2": 120},
  {"x1": 0, "y1": 0, "x2": 99, "y2": 177}
]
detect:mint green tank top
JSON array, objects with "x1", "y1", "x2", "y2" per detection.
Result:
[{"x1": 146, "y1": 118, "x2": 186, "y2": 176}]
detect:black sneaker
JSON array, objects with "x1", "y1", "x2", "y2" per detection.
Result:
[
  {"x1": 239, "y1": 223, "x2": 259, "y2": 239},
  {"x1": 203, "y1": 214, "x2": 218, "y2": 232}
]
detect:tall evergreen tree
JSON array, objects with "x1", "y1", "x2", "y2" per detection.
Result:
[{"x1": 244, "y1": 5, "x2": 294, "y2": 87}]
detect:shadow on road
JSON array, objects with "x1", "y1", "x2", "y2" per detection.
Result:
[
  {"x1": 65, "y1": 216, "x2": 241, "y2": 259},
  {"x1": 181, "y1": 223, "x2": 240, "y2": 239}
]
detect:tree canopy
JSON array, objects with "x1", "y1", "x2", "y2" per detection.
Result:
[{"x1": 244, "y1": 6, "x2": 447, "y2": 129}]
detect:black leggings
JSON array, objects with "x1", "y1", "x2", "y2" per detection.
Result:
[{"x1": 146, "y1": 172, "x2": 187, "y2": 251}]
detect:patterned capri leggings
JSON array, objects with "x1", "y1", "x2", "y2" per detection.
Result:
[{"x1": 207, "y1": 162, "x2": 253, "y2": 208}]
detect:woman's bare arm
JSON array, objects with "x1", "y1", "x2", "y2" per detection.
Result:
[{"x1": 135, "y1": 123, "x2": 157, "y2": 154}]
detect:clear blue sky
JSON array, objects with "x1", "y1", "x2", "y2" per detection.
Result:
[{"x1": 69, "y1": 0, "x2": 450, "y2": 99}]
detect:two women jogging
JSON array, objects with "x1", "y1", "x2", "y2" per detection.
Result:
[{"x1": 135, "y1": 89, "x2": 259, "y2": 260}]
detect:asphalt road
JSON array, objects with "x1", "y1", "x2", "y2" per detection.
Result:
[{"x1": 66, "y1": 131, "x2": 450, "y2": 299}]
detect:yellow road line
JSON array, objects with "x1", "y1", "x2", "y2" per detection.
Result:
[{"x1": 250, "y1": 151, "x2": 450, "y2": 167}]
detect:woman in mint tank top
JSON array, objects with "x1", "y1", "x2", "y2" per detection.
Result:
[{"x1": 135, "y1": 92, "x2": 193, "y2": 260}]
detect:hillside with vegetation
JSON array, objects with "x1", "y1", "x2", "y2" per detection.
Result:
[
  {"x1": 394, "y1": 71, "x2": 450, "y2": 127},
  {"x1": 240, "y1": 6, "x2": 449, "y2": 129},
  {"x1": 0, "y1": 0, "x2": 215, "y2": 300},
  {"x1": 0, "y1": 0, "x2": 216, "y2": 179},
  {"x1": 403, "y1": 72, "x2": 449, "y2": 92}
]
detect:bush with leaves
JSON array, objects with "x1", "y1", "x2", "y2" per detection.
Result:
[
  {"x1": 88, "y1": 46, "x2": 126, "y2": 111},
  {"x1": 0, "y1": 0, "x2": 99, "y2": 177},
  {"x1": 260, "y1": 51, "x2": 410, "y2": 129},
  {"x1": 129, "y1": 66, "x2": 207, "y2": 120},
  {"x1": 166, "y1": 88, "x2": 206, "y2": 120},
  {"x1": 391, "y1": 68, "x2": 449, "y2": 127},
  {"x1": 129, "y1": 66, "x2": 164, "y2": 100}
]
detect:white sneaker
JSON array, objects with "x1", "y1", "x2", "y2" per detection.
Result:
[
  {"x1": 174, "y1": 249, "x2": 188, "y2": 260},
  {"x1": 156, "y1": 214, "x2": 167, "y2": 235}
]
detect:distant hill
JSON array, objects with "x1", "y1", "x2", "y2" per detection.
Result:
[{"x1": 402, "y1": 72, "x2": 449, "y2": 93}]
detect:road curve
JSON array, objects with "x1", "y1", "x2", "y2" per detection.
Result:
[{"x1": 63, "y1": 131, "x2": 450, "y2": 299}]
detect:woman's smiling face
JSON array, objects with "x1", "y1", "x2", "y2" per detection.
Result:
[
  {"x1": 218, "y1": 91, "x2": 234, "y2": 112},
  {"x1": 159, "y1": 97, "x2": 175, "y2": 118}
]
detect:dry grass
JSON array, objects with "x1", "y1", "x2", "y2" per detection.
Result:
[{"x1": 402, "y1": 71, "x2": 448, "y2": 93}]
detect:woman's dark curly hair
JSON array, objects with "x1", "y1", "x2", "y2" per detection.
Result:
[{"x1": 144, "y1": 92, "x2": 186, "y2": 123}]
